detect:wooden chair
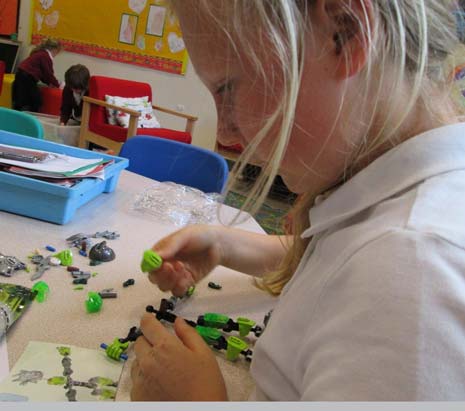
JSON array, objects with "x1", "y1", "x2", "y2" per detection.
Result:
[{"x1": 78, "y1": 76, "x2": 198, "y2": 154}]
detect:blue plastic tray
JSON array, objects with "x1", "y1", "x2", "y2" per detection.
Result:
[{"x1": 0, "y1": 131, "x2": 129, "y2": 224}]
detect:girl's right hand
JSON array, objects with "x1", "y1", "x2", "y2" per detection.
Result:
[{"x1": 147, "y1": 225, "x2": 223, "y2": 296}]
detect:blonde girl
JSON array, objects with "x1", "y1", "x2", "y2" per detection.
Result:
[{"x1": 131, "y1": 0, "x2": 465, "y2": 401}]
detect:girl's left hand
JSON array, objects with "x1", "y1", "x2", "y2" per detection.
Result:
[{"x1": 130, "y1": 313, "x2": 228, "y2": 401}]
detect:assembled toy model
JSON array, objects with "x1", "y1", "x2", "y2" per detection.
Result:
[
  {"x1": 0, "y1": 253, "x2": 26, "y2": 277},
  {"x1": 101, "y1": 296, "x2": 259, "y2": 363}
]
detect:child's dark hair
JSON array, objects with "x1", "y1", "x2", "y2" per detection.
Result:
[{"x1": 64, "y1": 64, "x2": 90, "y2": 90}]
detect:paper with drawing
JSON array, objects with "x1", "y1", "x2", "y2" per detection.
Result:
[{"x1": 0, "y1": 341, "x2": 123, "y2": 401}]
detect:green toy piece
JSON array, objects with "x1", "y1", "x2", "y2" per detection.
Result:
[
  {"x1": 74, "y1": 286, "x2": 84, "y2": 291},
  {"x1": 47, "y1": 376, "x2": 66, "y2": 385},
  {"x1": 57, "y1": 346, "x2": 71, "y2": 356},
  {"x1": 54, "y1": 249, "x2": 73, "y2": 266},
  {"x1": 99, "y1": 388, "x2": 116, "y2": 400},
  {"x1": 140, "y1": 249, "x2": 163, "y2": 272},
  {"x1": 186, "y1": 285, "x2": 196, "y2": 297},
  {"x1": 91, "y1": 376, "x2": 117, "y2": 386},
  {"x1": 202, "y1": 313, "x2": 230, "y2": 328},
  {"x1": 105, "y1": 338, "x2": 129, "y2": 361},
  {"x1": 236, "y1": 317, "x2": 256, "y2": 337},
  {"x1": 196, "y1": 326, "x2": 223, "y2": 345},
  {"x1": 226, "y1": 336, "x2": 249, "y2": 362},
  {"x1": 31, "y1": 281, "x2": 49, "y2": 303},
  {"x1": 85, "y1": 292, "x2": 103, "y2": 313}
]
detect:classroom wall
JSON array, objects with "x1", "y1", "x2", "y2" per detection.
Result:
[{"x1": 17, "y1": 0, "x2": 218, "y2": 150}]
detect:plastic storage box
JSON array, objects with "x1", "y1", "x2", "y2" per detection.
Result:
[
  {"x1": 26, "y1": 112, "x2": 81, "y2": 146},
  {"x1": 0, "y1": 131, "x2": 129, "y2": 224}
]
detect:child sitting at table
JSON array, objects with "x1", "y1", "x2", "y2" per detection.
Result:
[
  {"x1": 60, "y1": 64, "x2": 90, "y2": 126},
  {"x1": 12, "y1": 38, "x2": 62, "y2": 112},
  {"x1": 130, "y1": 0, "x2": 465, "y2": 402}
]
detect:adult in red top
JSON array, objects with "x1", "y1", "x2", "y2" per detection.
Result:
[{"x1": 12, "y1": 38, "x2": 62, "y2": 112}]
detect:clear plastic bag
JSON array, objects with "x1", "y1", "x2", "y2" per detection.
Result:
[{"x1": 132, "y1": 181, "x2": 222, "y2": 227}]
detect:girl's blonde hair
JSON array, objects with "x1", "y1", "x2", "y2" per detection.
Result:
[
  {"x1": 173, "y1": 1, "x2": 462, "y2": 294},
  {"x1": 31, "y1": 38, "x2": 62, "y2": 55}
]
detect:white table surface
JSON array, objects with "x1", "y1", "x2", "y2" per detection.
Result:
[{"x1": 0, "y1": 170, "x2": 277, "y2": 401}]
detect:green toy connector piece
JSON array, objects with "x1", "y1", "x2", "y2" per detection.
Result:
[
  {"x1": 92, "y1": 376, "x2": 118, "y2": 387},
  {"x1": 202, "y1": 313, "x2": 230, "y2": 328},
  {"x1": 57, "y1": 346, "x2": 71, "y2": 356},
  {"x1": 196, "y1": 326, "x2": 223, "y2": 345},
  {"x1": 226, "y1": 336, "x2": 249, "y2": 362},
  {"x1": 85, "y1": 292, "x2": 103, "y2": 313},
  {"x1": 140, "y1": 249, "x2": 163, "y2": 273},
  {"x1": 74, "y1": 286, "x2": 84, "y2": 291},
  {"x1": 54, "y1": 249, "x2": 73, "y2": 266},
  {"x1": 99, "y1": 388, "x2": 116, "y2": 400},
  {"x1": 236, "y1": 317, "x2": 256, "y2": 337},
  {"x1": 186, "y1": 285, "x2": 196, "y2": 297},
  {"x1": 105, "y1": 338, "x2": 129, "y2": 361},
  {"x1": 47, "y1": 376, "x2": 66, "y2": 386},
  {"x1": 32, "y1": 281, "x2": 49, "y2": 303}
]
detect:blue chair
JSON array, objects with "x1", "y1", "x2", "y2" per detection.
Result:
[
  {"x1": 0, "y1": 107, "x2": 44, "y2": 139},
  {"x1": 119, "y1": 136, "x2": 229, "y2": 193}
]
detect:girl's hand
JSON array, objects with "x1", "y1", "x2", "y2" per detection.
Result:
[
  {"x1": 130, "y1": 313, "x2": 227, "y2": 401},
  {"x1": 148, "y1": 225, "x2": 223, "y2": 296}
]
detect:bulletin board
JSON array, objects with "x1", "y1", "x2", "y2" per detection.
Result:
[
  {"x1": 31, "y1": 0, "x2": 188, "y2": 75},
  {"x1": 0, "y1": 0, "x2": 19, "y2": 36}
]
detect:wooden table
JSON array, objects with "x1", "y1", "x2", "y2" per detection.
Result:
[{"x1": 0, "y1": 170, "x2": 276, "y2": 401}]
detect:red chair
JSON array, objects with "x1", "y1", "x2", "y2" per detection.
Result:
[
  {"x1": 0, "y1": 61, "x2": 5, "y2": 95},
  {"x1": 79, "y1": 76, "x2": 197, "y2": 153},
  {"x1": 215, "y1": 141, "x2": 244, "y2": 162},
  {"x1": 39, "y1": 86, "x2": 62, "y2": 116}
]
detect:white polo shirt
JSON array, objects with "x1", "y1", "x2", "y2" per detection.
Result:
[{"x1": 250, "y1": 123, "x2": 465, "y2": 401}]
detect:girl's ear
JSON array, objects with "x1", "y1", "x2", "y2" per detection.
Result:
[{"x1": 315, "y1": 0, "x2": 374, "y2": 79}]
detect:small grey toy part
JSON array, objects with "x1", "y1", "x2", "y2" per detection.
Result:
[
  {"x1": 92, "y1": 231, "x2": 120, "y2": 240},
  {"x1": 89, "y1": 241, "x2": 115, "y2": 263},
  {"x1": 70, "y1": 271, "x2": 91, "y2": 280},
  {"x1": 30, "y1": 256, "x2": 52, "y2": 281},
  {"x1": 0, "y1": 254, "x2": 27, "y2": 277},
  {"x1": 98, "y1": 288, "x2": 118, "y2": 299},
  {"x1": 66, "y1": 234, "x2": 93, "y2": 253}
]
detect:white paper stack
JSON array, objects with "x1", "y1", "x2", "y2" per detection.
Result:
[{"x1": 0, "y1": 143, "x2": 112, "y2": 186}]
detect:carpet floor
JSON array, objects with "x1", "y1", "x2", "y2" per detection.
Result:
[{"x1": 223, "y1": 191, "x2": 291, "y2": 235}]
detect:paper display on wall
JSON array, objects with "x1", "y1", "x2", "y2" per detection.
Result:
[{"x1": 31, "y1": 0, "x2": 188, "y2": 75}]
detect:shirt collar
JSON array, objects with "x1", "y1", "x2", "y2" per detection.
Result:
[
  {"x1": 46, "y1": 49, "x2": 54, "y2": 60},
  {"x1": 302, "y1": 122, "x2": 465, "y2": 238}
]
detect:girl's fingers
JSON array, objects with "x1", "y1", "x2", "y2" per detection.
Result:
[{"x1": 139, "y1": 312, "x2": 171, "y2": 346}]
